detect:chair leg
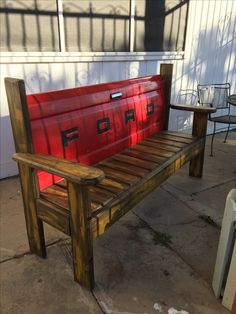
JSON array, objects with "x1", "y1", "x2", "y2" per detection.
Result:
[
  {"x1": 210, "y1": 122, "x2": 216, "y2": 157},
  {"x1": 68, "y1": 182, "x2": 94, "y2": 290},
  {"x1": 224, "y1": 123, "x2": 230, "y2": 143}
]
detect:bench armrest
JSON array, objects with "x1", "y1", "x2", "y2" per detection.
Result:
[
  {"x1": 13, "y1": 153, "x2": 105, "y2": 185},
  {"x1": 170, "y1": 103, "x2": 216, "y2": 113}
]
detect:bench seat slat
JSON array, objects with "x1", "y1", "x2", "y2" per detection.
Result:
[
  {"x1": 131, "y1": 144, "x2": 173, "y2": 158},
  {"x1": 99, "y1": 159, "x2": 149, "y2": 177},
  {"x1": 97, "y1": 178, "x2": 129, "y2": 194},
  {"x1": 111, "y1": 154, "x2": 158, "y2": 170},
  {"x1": 121, "y1": 149, "x2": 164, "y2": 164},
  {"x1": 164, "y1": 130, "x2": 196, "y2": 139},
  {"x1": 40, "y1": 184, "x2": 102, "y2": 212},
  {"x1": 140, "y1": 139, "x2": 179, "y2": 152},
  {"x1": 147, "y1": 136, "x2": 186, "y2": 148},
  {"x1": 153, "y1": 132, "x2": 194, "y2": 144},
  {"x1": 96, "y1": 165, "x2": 140, "y2": 186}
]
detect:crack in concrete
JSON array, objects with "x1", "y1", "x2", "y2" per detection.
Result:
[
  {"x1": 166, "y1": 177, "x2": 236, "y2": 197},
  {"x1": 91, "y1": 290, "x2": 106, "y2": 314},
  {"x1": 131, "y1": 210, "x2": 214, "y2": 291},
  {"x1": 161, "y1": 186, "x2": 221, "y2": 228},
  {"x1": 0, "y1": 238, "x2": 67, "y2": 264}
]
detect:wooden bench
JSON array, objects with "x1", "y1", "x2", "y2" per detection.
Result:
[{"x1": 5, "y1": 64, "x2": 215, "y2": 290}]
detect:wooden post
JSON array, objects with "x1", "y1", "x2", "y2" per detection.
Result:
[
  {"x1": 67, "y1": 182, "x2": 94, "y2": 289},
  {"x1": 160, "y1": 64, "x2": 173, "y2": 130},
  {"x1": 19, "y1": 164, "x2": 46, "y2": 257},
  {"x1": 189, "y1": 112, "x2": 208, "y2": 177},
  {"x1": 5, "y1": 78, "x2": 46, "y2": 257}
]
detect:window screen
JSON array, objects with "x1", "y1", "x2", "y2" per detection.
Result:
[
  {"x1": 0, "y1": 0, "x2": 60, "y2": 51},
  {"x1": 0, "y1": 0, "x2": 188, "y2": 53},
  {"x1": 63, "y1": 0, "x2": 130, "y2": 52},
  {"x1": 134, "y1": 0, "x2": 188, "y2": 52}
]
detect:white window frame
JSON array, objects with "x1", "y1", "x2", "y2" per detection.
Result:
[{"x1": 0, "y1": 0, "x2": 185, "y2": 64}]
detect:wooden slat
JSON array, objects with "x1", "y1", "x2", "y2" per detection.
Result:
[
  {"x1": 97, "y1": 177, "x2": 129, "y2": 194},
  {"x1": 100, "y1": 159, "x2": 148, "y2": 177},
  {"x1": 121, "y1": 148, "x2": 164, "y2": 164},
  {"x1": 153, "y1": 132, "x2": 194, "y2": 144},
  {"x1": 131, "y1": 143, "x2": 173, "y2": 158},
  {"x1": 160, "y1": 130, "x2": 195, "y2": 139},
  {"x1": 140, "y1": 139, "x2": 179, "y2": 152},
  {"x1": 40, "y1": 184, "x2": 101, "y2": 212},
  {"x1": 89, "y1": 186, "x2": 115, "y2": 206},
  {"x1": 112, "y1": 153, "x2": 157, "y2": 170},
  {"x1": 148, "y1": 136, "x2": 186, "y2": 148},
  {"x1": 37, "y1": 199, "x2": 70, "y2": 235},
  {"x1": 91, "y1": 138, "x2": 204, "y2": 238},
  {"x1": 56, "y1": 178, "x2": 122, "y2": 202},
  {"x1": 97, "y1": 165, "x2": 140, "y2": 186}
]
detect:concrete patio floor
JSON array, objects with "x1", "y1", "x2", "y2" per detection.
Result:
[{"x1": 0, "y1": 131, "x2": 235, "y2": 314}]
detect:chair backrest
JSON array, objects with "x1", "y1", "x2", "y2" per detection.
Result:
[
  {"x1": 176, "y1": 89, "x2": 198, "y2": 105},
  {"x1": 197, "y1": 83, "x2": 230, "y2": 109}
]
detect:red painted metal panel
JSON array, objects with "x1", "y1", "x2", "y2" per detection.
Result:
[{"x1": 27, "y1": 75, "x2": 165, "y2": 190}]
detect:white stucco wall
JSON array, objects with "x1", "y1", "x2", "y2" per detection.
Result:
[{"x1": 0, "y1": 0, "x2": 235, "y2": 178}]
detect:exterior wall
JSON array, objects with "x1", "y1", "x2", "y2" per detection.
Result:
[{"x1": 0, "y1": 0, "x2": 235, "y2": 178}]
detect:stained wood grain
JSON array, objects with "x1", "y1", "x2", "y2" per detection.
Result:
[
  {"x1": 189, "y1": 112, "x2": 209, "y2": 177},
  {"x1": 36, "y1": 199, "x2": 70, "y2": 235},
  {"x1": 170, "y1": 103, "x2": 216, "y2": 113},
  {"x1": 148, "y1": 136, "x2": 186, "y2": 148},
  {"x1": 90, "y1": 139, "x2": 204, "y2": 238},
  {"x1": 122, "y1": 148, "x2": 164, "y2": 164},
  {"x1": 4, "y1": 78, "x2": 33, "y2": 153},
  {"x1": 96, "y1": 177, "x2": 129, "y2": 194},
  {"x1": 100, "y1": 159, "x2": 148, "y2": 177},
  {"x1": 140, "y1": 139, "x2": 179, "y2": 152},
  {"x1": 40, "y1": 184, "x2": 101, "y2": 212},
  {"x1": 97, "y1": 165, "x2": 140, "y2": 186},
  {"x1": 112, "y1": 153, "x2": 157, "y2": 170},
  {"x1": 153, "y1": 132, "x2": 194, "y2": 144},
  {"x1": 19, "y1": 164, "x2": 46, "y2": 257},
  {"x1": 68, "y1": 182, "x2": 94, "y2": 289},
  {"x1": 131, "y1": 143, "x2": 173, "y2": 158},
  {"x1": 13, "y1": 153, "x2": 105, "y2": 185},
  {"x1": 160, "y1": 64, "x2": 173, "y2": 129}
]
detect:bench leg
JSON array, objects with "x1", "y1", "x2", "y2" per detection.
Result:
[
  {"x1": 68, "y1": 182, "x2": 94, "y2": 290},
  {"x1": 19, "y1": 164, "x2": 46, "y2": 257},
  {"x1": 189, "y1": 112, "x2": 208, "y2": 178}
]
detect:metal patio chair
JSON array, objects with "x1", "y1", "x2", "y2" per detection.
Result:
[
  {"x1": 175, "y1": 89, "x2": 198, "y2": 132},
  {"x1": 197, "y1": 83, "x2": 236, "y2": 156},
  {"x1": 176, "y1": 89, "x2": 198, "y2": 105}
]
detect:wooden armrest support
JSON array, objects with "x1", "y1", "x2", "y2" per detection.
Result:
[
  {"x1": 13, "y1": 153, "x2": 105, "y2": 185},
  {"x1": 170, "y1": 103, "x2": 216, "y2": 113}
]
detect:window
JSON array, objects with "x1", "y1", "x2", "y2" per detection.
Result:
[
  {"x1": 0, "y1": 0, "x2": 60, "y2": 51},
  {"x1": 0, "y1": 0, "x2": 189, "y2": 53}
]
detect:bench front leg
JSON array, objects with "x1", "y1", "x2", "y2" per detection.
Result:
[
  {"x1": 67, "y1": 182, "x2": 94, "y2": 290},
  {"x1": 19, "y1": 164, "x2": 46, "y2": 257},
  {"x1": 189, "y1": 112, "x2": 209, "y2": 177}
]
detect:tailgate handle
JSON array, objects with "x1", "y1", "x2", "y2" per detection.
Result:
[{"x1": 110, "y1": 92, "x2": 123, "y2": 99}]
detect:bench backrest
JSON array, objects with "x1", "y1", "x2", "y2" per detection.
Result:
[{"x1": 5, "y1": 64, "x2": 173, "y2": 190}]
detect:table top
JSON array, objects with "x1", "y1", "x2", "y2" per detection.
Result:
[{"x1": 227, "y1": 94, "x2": 236, "y2": 106}]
